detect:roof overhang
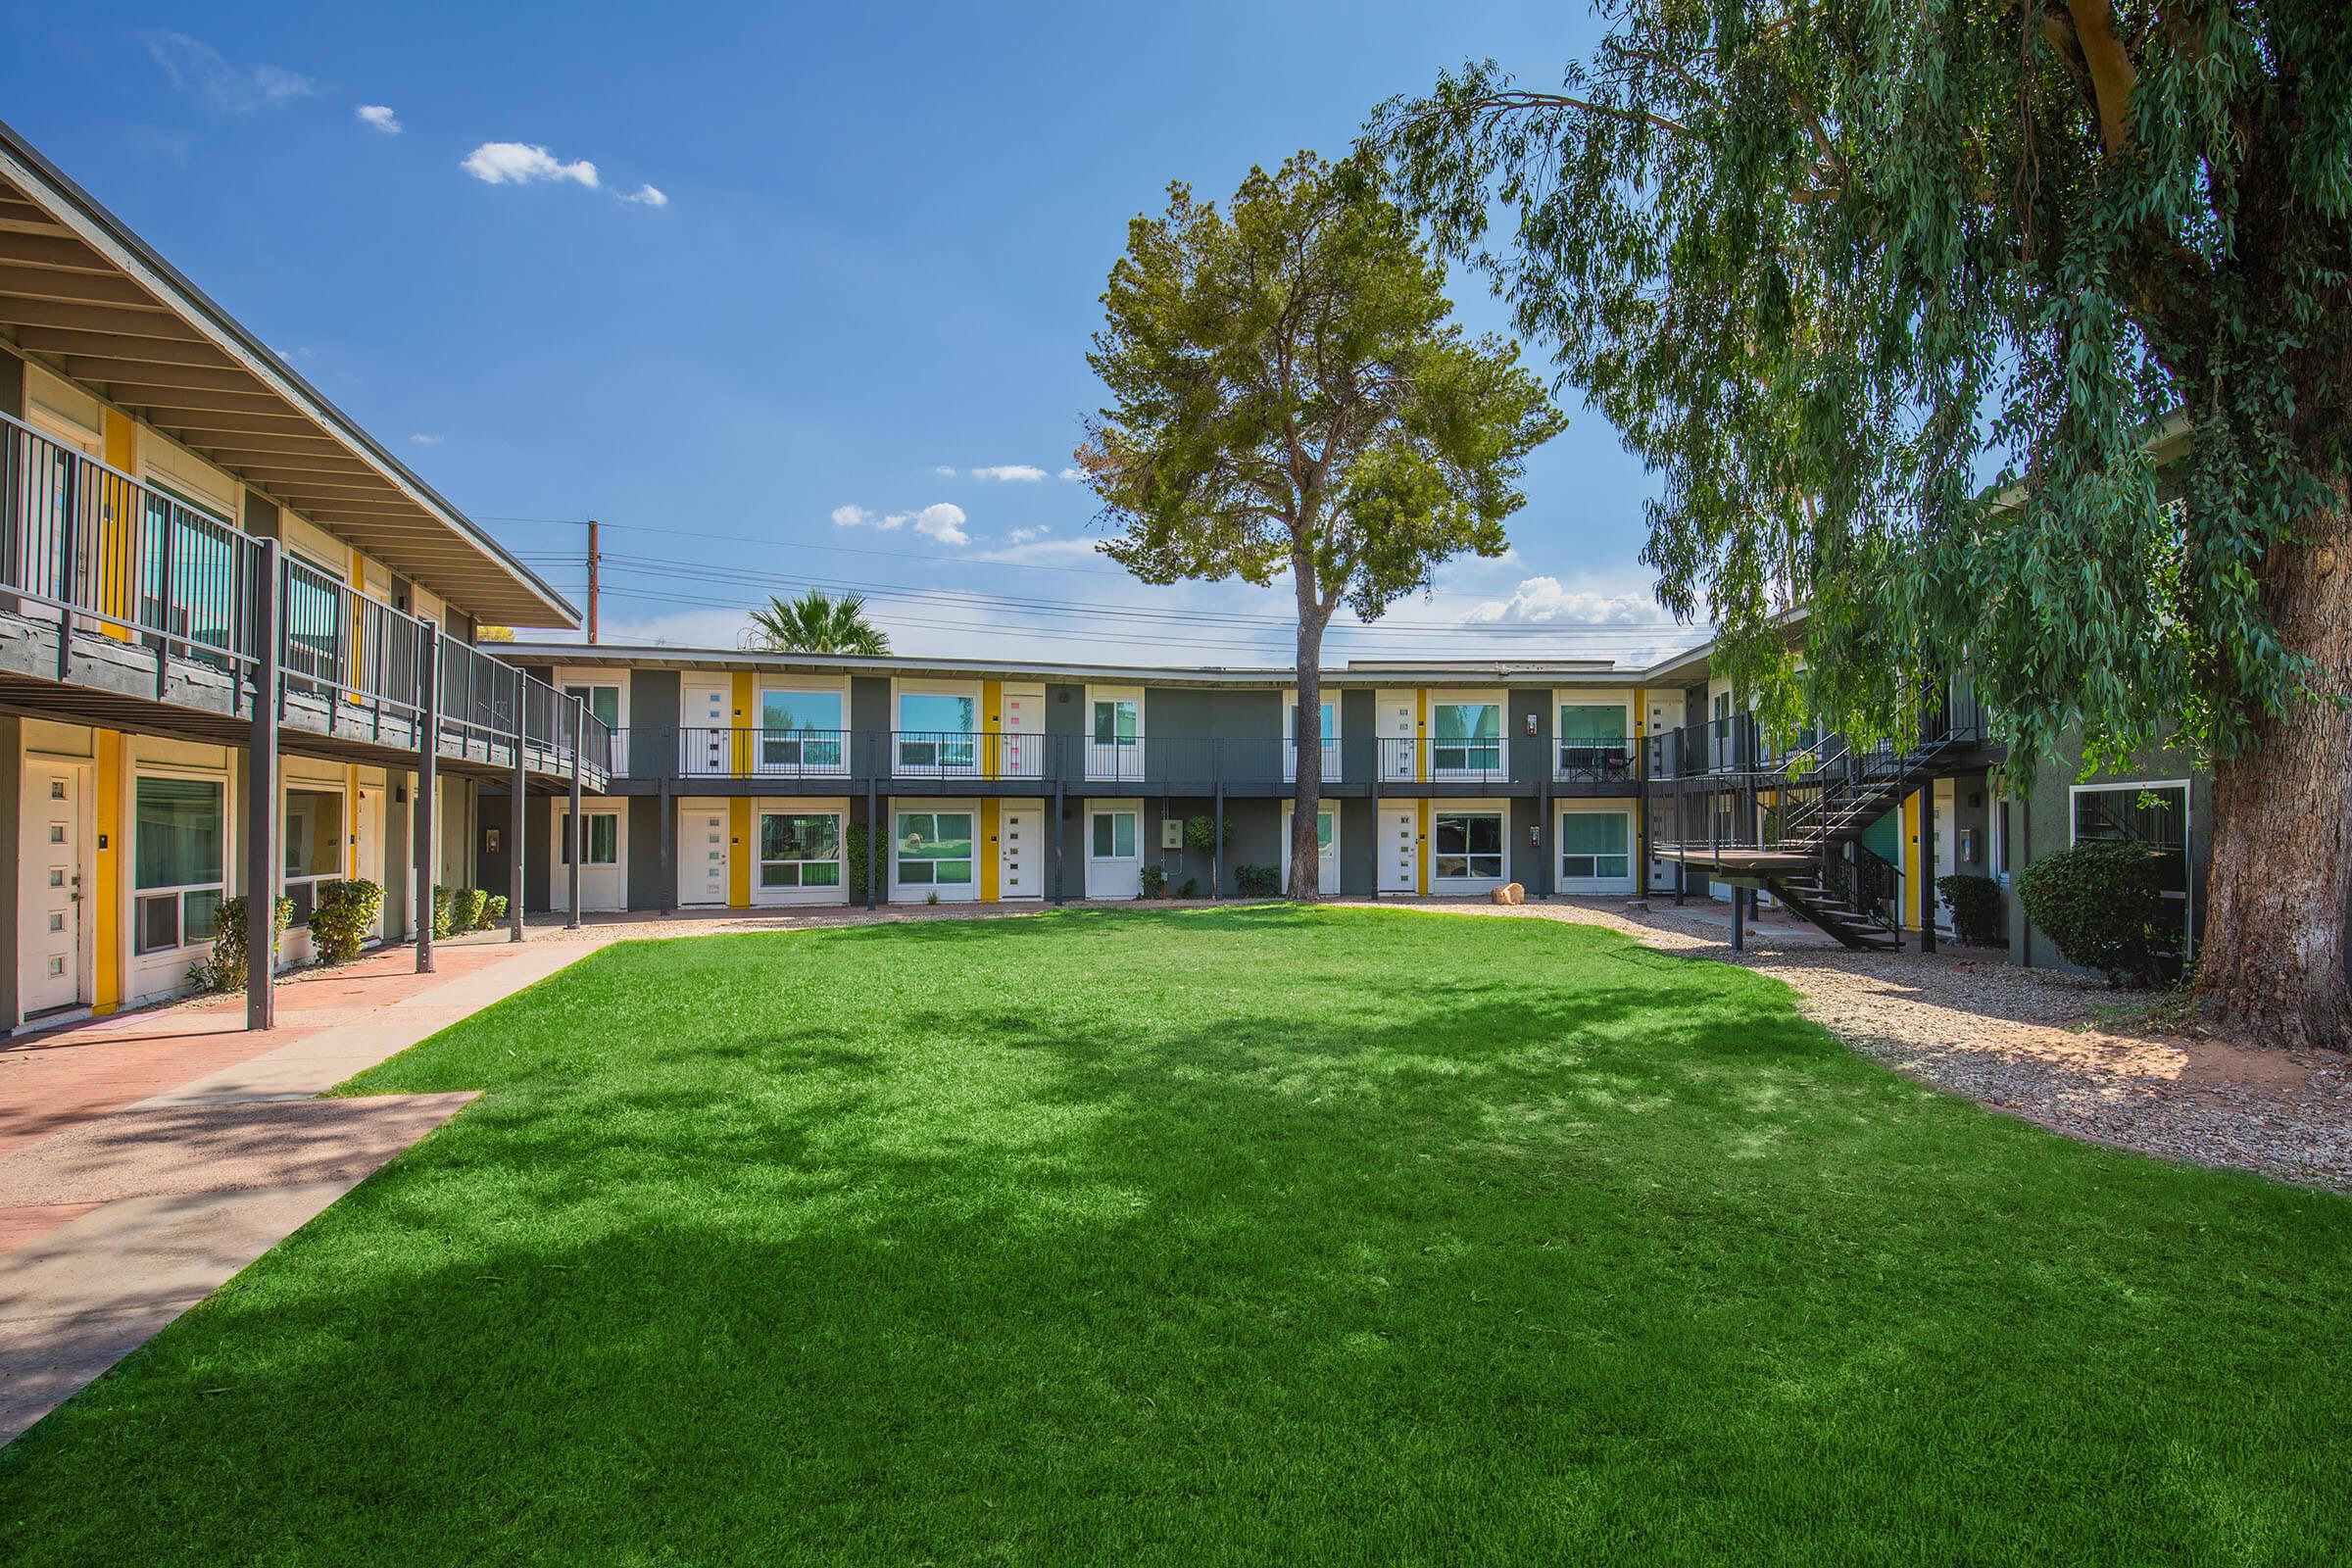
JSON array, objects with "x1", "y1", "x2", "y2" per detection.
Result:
[{"x1": 0, "y1": 118, "x2": 578, "y2": 629}]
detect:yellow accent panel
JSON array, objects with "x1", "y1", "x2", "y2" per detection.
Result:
[
  {"x1": 97, "y1": 412, "x2": 136, "y2": 640},
  {"x1": 1415, "y1": 690, "x2": 1428, "y2": 782},
  {"x1": 1902, "y1": 790, "x2": 1923, "y2": 927},
  {"x1": 1417, "y1": 796, "x2": 1432, "y2": 896},
  {"x1": 728, "y1": 797, "x2": 752, "y2": 907},
  {"x1": 1633, "y1": 688, "x2": 1646, "y2": 738},
  {"x1": 729, "y1": 672, "x2": 754, "y2": 775},
  {"x1": 93, "y1": 729, "x2": 122, "y2": 1012},
  {"x1": 347, "y1": 764, "x2": 362, "y2": 876},
  {"x1": 979, "y1": 798, "x2": 1001, "y2": 902},
  {"x1": 981, "y1": 681, "x2": 1002, "y2": 780}
]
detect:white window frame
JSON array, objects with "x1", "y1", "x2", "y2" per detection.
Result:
[
  {"x1": 131, "y1": 766, "x2": 228, "y2": 957},
  {"x1": 558, "y1": 809, "x2": 621, "y2": 867},
  {"x1": 2067, "y1": 777, "x2": 2194, "y2": 956},
  {"x1": 1431, "y1": 802, "x2": 1508, "y2": 893},
  {"x1": 1086, "y1": 685, "x2": 1147, "y2": 782},
  {"x1": 753, "y1": 799, "x2": 849, "y2": 906},
  {"x1": 1551, "y1": 690, "x2": 1635, "y2": 782},
  {"x1": 558, "y1": 673, "x2": 629, "y2": 774},
  {"x1": 754, "y1": 681, "x2": 850, "y2": 778},
  {"x1": 1555, "y1": 804, "x2": 1635, "y2": 892},
  {"x1": 894, "y1": 683, "x2": 980, "y2": 777},
  {"x1": 891, "y1": 801, "x2": 979, "y2": 902},
  {"x1": 1282, "y1": 690, "x2": 1341, "y2": 782},
  {"x1": 1428, "y1": 694, "x2": 1506, "y2": 781},
  {"x1": 281, "y1": 780, "x2": 347, "y2": 929}
]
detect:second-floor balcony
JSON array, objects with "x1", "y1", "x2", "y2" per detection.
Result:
[{"x1": 0, "y1": 410, "x2": 609, "y2": 786}]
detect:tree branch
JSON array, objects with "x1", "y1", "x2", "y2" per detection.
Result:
[
  {"x1": 2065, "y1": 0, "x2": 2139, "y2": 154},
  {"x1": 1393, "y1": 89, "x2": 1699, "y2": 145}
]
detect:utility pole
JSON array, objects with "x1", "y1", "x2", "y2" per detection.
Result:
[{"x1": 586, "y1": 518, "x2": 601, "y2": 645}]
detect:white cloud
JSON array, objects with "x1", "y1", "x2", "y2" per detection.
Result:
[
  {"x1": 1460, "y1": 575, "x2": 1658, "y2": 626},
  {"x1": 461, "y1": 142, "x2": 600, "y2": 188},
  {"x1": 143, "y1": 32, "x2": 314, "y2": 116},
  {"x1": 1057, "y1": 466, "x2": 1085, "y2": 481},
  {"x1": 620, "y1": 183, "x2": 668, "y2": 208},
  {"x1": 832, "y1": 501, "x2": 970, "y2": 546},
  {"x1": 971, "y1": 465, "x2": 1047, "y2": 482},
  {"x1": 969, "y1": 535, "x2": 1105, "y2": 566},
  {"x1": 1005, "y1": 525, "x2": 1050, "y2": 545},
  {"x1": 909, "y1": 503, "x2": 969, "y2": 545},
  {"x1": 357, "y1": 104, "x2": 401, "y2": 134},
  {"x1": 408, "y1": 432, "x2": 446, "y2": 446},
  {"x1": 931, "y1": 466, "x2": 957, "y2": 477}
]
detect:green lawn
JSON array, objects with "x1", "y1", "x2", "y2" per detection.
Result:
[{"x1": 4, "y1": 907, "x2": 2346, "y2": 1564}]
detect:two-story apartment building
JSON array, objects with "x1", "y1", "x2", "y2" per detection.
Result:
[
  {"x1": 0, "y1": 121, "x2": 605, "y2": 1033},
  {"x1": 489, "y1": 648, "x2": 1670, "y2": 912}
]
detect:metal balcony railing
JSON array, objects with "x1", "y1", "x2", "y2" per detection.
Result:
[
  {"x1": 1284, "y1": 737, "x2": 1342, "y2": 782},
  {"x1": 0, "y1": 409, "x2": 605, "y2": 778}
]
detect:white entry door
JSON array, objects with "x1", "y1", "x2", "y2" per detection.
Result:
[
  {"x1": 1378, "y1": 805, "x2": 1418, "y2": 894},
  {"x1": 1085, "y1": 804, "x2": 1143, "y2": 899},
  {"x1": 1000, "y1": 685, "x2": 1045, "y2": 780},
  {"x1": 1282, "y1": 803, "x2": 1340, "y2": 896},
  {"x1": 1645, "y1": 692, "x2": 1680, "y2": 890},
  {"x1": 355, "y1": 784, "x2": 387, "y2": 939},
  {"x1": 19, "y1": 760, "x2": 86, "y2": 1015},
  {"x1": 678, "y1": 804, "x2": 729, "y2": 906},
  {"x1": 679, "y1": 676, "x2": 732, "y2": 777},
  {"x1": 1933, "y1": 777, "x2": 1958, "y2": 932},
  {"x1": 998, "y1": 799, "x2": 1043, "y2": 900}
]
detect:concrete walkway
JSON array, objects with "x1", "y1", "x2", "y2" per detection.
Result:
[{"x1": 0, "y1": 935, "x2": 595, "y2": 1446}]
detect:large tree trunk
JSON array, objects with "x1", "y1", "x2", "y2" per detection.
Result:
[
  {"x1": 2193, "y1": 498, "x2": 2352, "y2": 1053},
  {"x1": 1289, "y1": 606, "x2": 1330, "y2": 901}
]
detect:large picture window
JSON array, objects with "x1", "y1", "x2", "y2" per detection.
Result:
[
  {"x1": 2071, "y1": 782, "x2": 2191, "y2": 952},
  {"x1": 1434, "y1": 811, "x2": 1503, "y2": 881},
  {"x1": 760, "y1": 689, "x2": 845, "y2": 771},
  {"x1": 1433, "y1": 704, "x2": 1503, "y2": 776},
  {"x1": 897, "y1": 693, "x2": 976, "y2": 771},
  {"x1": 283, "y1": 787, "x2": 343, "y2": 928},
  {"x1": 760, "y1": 812, "x2": 843, "y2": 888},
  {"x1": 133, "y1": 775, "x2": 224, "y2": 955},
  {"x1": 1558, "y1": 811, "x2": 1631, "y2": 882},
  {"x1": 1557, "y1": 704, "x2": 1630, "y2": 778},
  {"x1": 896, "y1": 811, "x2": 973, "y2": 885},
  {"x1": 560, "y1": 812, "x2": 620, "y2": 866}
]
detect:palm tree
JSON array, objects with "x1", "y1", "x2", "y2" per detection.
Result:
[{"x1": 744, "y1": 590, "x2": 891, "y2": 656}]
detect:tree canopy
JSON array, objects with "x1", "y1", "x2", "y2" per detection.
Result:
[
  {"x1": 1369, "y1": 2, "x2": 2352, "y2": 1042},
  {"x1": 1080, "y1": 151, "x2": 1564, "y2": 895},
  {"x1": 745, "y1": 590, "x2": 891, "y2": 657}
]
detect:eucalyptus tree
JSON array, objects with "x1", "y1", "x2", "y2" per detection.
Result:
[
  {"x1": 1079, "y1": 152, "x2": 1565, "y2": 899},
  {"x1": 1369, "y1": 3, "x2": 2352, "y2": 1046},
  {"x1": 745, "y1": 590, "x2": 891, "y2": 657}
]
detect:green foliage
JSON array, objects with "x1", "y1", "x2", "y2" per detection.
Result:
[
  {"x1": 18, "y1": 911, "x2": 2348, "y2": 1562},
  {"x1": 455, "y1": 888, "x2": 490, "y2": 933},
  {"x1": 746, "y1": 589, "x2": 890, "y2": 656},
  {"x1": 188, "y1": 894, "x2": 294, "y2": 993},
  {"x1": 847, "y1": 820, "x2": 871, "y2": 903},
  {"x1": 485, "y1": 894, "x2": 510, "y2": 928},
  {"x1": 1235, "y1": 863, "x2": 1280, "y2": 897},
  {"x1": 1369, "y1": 8, "x2": 2352, "y2": 774},
  {"x1": 1140, "y1": 863, "x2": 1169, "y2": 899},
  {"x1": 1183, "y1": 814, "x2": 1230, "y2": 855},
  {"x1": 1082, "y1": 148, "x2": 1563, "y2": 637},
  {"x1": 2016, "y1": 842, "x2": 2169, "y2": 987},
  {"x1": 1934, "y1": 873, "x2": 2004, "y2": 950},
  {"x1": 311, "y1": 880, "x2": 385, "y2": 966},
  {"x1": 431, "y1": 885, "x2": 457, "y2": 941}
]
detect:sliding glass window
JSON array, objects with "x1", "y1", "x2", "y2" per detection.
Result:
[
  {"x1": 133, "y1": 776, "x2": 224, "y2": 955},
  {"x1": 760, "y1": 812, "x2": 843, "y2": 888},
  {"x1": 760, "y1": 689, "x2": 845, "y2": 771},
  {"x1": 896, "y1": 811, "x2": 974, "y2": 885},
  {"x1": 1432, "y1": 704, "x2": 1502, "y2": 775}
]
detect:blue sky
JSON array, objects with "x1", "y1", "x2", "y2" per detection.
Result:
[{"x1": 1, "y1": 2, "x2": 1704, "y2": 666}]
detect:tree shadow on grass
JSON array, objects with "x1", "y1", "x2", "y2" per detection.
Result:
[{"x1": 4, "y1": 909, "x2": 2347, "y2": 1565}]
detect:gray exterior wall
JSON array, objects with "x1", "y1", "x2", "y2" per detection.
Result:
[
  {"x1": 626, "y1": 796, "x2": 662, "y2": 910},
  {"x1": 2007, "y1": 736, "x2": 2215, "y2": 974},
  {"x1": 629, "y1": 669, "x2": 681, "y2": 779}
]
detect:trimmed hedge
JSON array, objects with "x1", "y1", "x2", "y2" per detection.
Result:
[
  {"x1": 189, "y1": 894, "x2": 294, "y2": 993},
  {"x1": 1935, "y1": 873, "x2": 2005, "y2": 949},
  {"x1": 2016, "y1": 841, "x2": 2168, "y2": 986},
  {"x1": 1235, "y1": 863, "x2": 1280, "y2": 897},
  {"x1": 312, "y1": 879, "x2": 385, "y2": 965}
]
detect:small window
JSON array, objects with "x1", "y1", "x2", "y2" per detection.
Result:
[
  {"x1": 561, "y1": 813, "x2": 619, "y2": 866},
  {"x1": 1091, "y1": 811, "x2": 1137, "y2": 858}
]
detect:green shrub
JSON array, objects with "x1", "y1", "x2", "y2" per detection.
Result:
[
  {"x1": 431, "y1": 885, "x2": 457, "y2": 940},
  {"x1": 455, "y1": 887, "x2": 490, "y2": 933},
  {"x1": 846, "y1": 820, "x2": 872, "y2": 902},
  {"x1": 1235, "y1": 863, "x2": 1279, "y2": 897},
  {"x1": 1935, "y1": 873, "x2": 2005, "y2": 949},
  {"x1": 485, "y1": 894, "x2": 510, "y2": 928},
  {"x1": 188, "y1": 894, "x2": 294, "y2": 993},
  {"x1": 2016, "y1": 841, "x2": 2168, "y2": 986},
  {"x1": 311, "y1": 879, "x2": 385, "y2": 965},
  {"x1": 1184, "y1": 814, "x2": 1233, "y2": 854},
  {"x1": 1140, "y1": 863, "x2": 1168, "y2": 898},
  {"x1": 1179, "y1": 876, "x2": 1200, "y2": 899}
]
